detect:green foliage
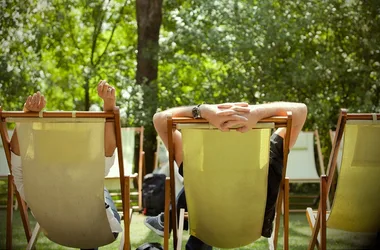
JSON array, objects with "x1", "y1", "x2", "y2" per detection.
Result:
[
  {"x1": 1, "y1": 0, "x2": 138, "y2": 118},
  {"x1": 158, "y1": 0, "x2": 380, "y2": 165}
]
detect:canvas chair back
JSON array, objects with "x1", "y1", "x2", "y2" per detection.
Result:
[
  {"x1": 107, "y1": 127, "x2": 136, "y2": 178},
  {"x1": 179, "y1": 123, "x2": 273, "y2": 248},
  {"x1": 165, "y1": 116, "x2": 292, "y2": 250},
  {"x1": 13, "y1": 117, "x2": 115, "y2": 248},
  {"x1": 327, "y1": 119, "x2": 380, "y2": 232},
  {"x1": 286, "y1": 131, "x2": 324, "y2": 182}
]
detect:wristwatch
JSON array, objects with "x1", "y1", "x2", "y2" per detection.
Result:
[{"x1": 192, "y1": 104, "x2": 202, "y2": 119}]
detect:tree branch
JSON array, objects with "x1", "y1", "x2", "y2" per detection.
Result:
[
  {"x1": 95, "y1": 0, "x2": 128, "y2": 66},
  {"x1": 91, "y1": 0, "x2": 108, "y2": 66}
]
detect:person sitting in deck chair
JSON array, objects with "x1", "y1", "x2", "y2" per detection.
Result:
[
  {"x1": 145, "y1": 102, "x2": 307, "y2": 250},
  {"x1": 9, "y1": 80, "x2": 122, "y2": 250}
]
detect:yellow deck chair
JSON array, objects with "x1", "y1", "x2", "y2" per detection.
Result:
[
  {"x1": 106, "y1": 126, "x2": 145, "y2": 211},
  {"x1": 285, "y1": 130, "x2": 326, "y2": 211},
  {"x1": 0, "y1": 108, "x2": 131, "y2": 250},
  {"x1": 306, "y1": 109, "x2": 380, "y2": 250},
  {"x1": 163, "y1": 115, "x2": 292, "y2": 250}
]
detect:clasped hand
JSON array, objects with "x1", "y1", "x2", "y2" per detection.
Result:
[{"x1": 203, "y1": 102, "x2": 258, "y2": 133}]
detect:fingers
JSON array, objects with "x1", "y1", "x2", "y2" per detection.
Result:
[
  {"x1": 236, "y1": 126, "x2": 250, "y2": 133},
  {"x1": 97, "y1": 80, "x2": 115, "y2": 97},
  {"x1": 217, "y1": 103, "x2": 234, "y2": 109},
  {"x1": 216, "y1": 107, "x2": 250, "y2": 116},
  {"x1": 232, "y1": 102, "x2": 249, "y2": 107},
  {"x1": 24, "y1": 92, "x2": 46, "y2": 112},
  {"x1": 25, "y1": 96, "x2": 32, "y2": 106},
  {"x1": 231, "y1": 106, "x2": 250, "y2": 113},
  {"x1": 97, "y1": 80, "x2": 106, "y2": 92},
  {"x1": 221, "y1": 120, "x2": 245, "y2": 130},
  {"x1": 216, "y1": 109, "x2": 239, "y2": 116},
  {"x1": 38, "y1": 95, "x2": 46, "y2": 109},
  {"x1": 217, "y1": 102, "x2": 249, "y2": 109}
]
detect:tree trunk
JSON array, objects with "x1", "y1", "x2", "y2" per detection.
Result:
[
  {"x1": 84, "y1": 77, "x2": 90, "y2": 111},
  {"x1": 136, "y1": 0, "x2": 163, "y2": 174}
]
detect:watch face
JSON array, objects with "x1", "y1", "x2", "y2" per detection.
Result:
[{"x1": 192, "y1": 106, "x2": 201, "y2": 118}]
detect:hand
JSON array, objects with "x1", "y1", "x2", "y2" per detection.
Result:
[
  {"x1": 221, "y1": 107, "x2": 260, "y2": 133},
  {"x1": 217, "y1": 102, "x2": 249, "y2": 109},
  {"x1": 97, "y1": 80, "x2": 116, "y2": 111},
  {"x1": 216, "y1": 102, "x2": 250, "y2": 116},
  {"x1": 23, "y1": 92, "x2": 46, "y2": 112},
  {"x1": 201, "y1": 103, "x2": 250, "y2": 132}
]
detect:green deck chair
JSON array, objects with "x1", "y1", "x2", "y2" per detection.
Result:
[
  {"x1": 306, "y1": 109, "x2": 380, "y2": 250},
  {"x1": 0, "y1": 109, "x2": 131, "y2": 250},
  {"x1": 163, "y1": 115, "x2": 292, "y2": 250}
]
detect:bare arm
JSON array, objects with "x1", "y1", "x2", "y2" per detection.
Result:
[
  {"x1": 10, "y1": 92, "x2": 46, "y2": 201},
  {"x1": 251, "y1": 102, "x2": 307, "y2": 148},
  {"x1": 10, "y1": 92, "x2": 46, "y2": 155},
  {"x1": 153, "y1": 106, "x2": 191, "y2": 166},
  {"x1": 153, "y1": 104, "x2": 249, "y2": 165},
  {"x1": 97, "y1": 80, "x2": 117, "y2": 157}
]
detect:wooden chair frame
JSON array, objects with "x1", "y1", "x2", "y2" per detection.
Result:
[
  {"x1": 130, "y1": 126, "x2": 145, "y2": 210},
  {"x1": 307, "y1": 109, "x2": 380, "y2": 250},
  {"x1": 164, "y1": 114, "x2": 293, "y2": 250},
  {"x1": 0, "y1": 107, "x2": 131, "y2": 250},
  {"x1": 0, "y1": 129, "x2": 18, "y2": 210}
]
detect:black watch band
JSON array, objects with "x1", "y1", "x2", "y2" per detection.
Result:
[{"x1": 192, "y1": 104, "x2": 202, "y2": 119}]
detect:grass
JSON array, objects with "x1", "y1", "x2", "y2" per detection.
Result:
[
  {"x1": 0, "y1": 180, "x2": 378, "y2": 249},
  {"x1": 0, "y1": 208, "x2": 378, "y2": 250}
]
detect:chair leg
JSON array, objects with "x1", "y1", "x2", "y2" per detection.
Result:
[
  {"x1": 26, "y1": 222, "x2": 41, "y2": 250},
  {"x1": 6, "y1": 174, "x2": 14, "y2": 250},
  {"x1": 138, "y1": 151, "x2": 145, "y2": 210},
  {"x1": 119, "y1": 208, "x2": 133, "y2": 250},
  {"x1": 306, "y1": 208, "x2": 320, "y2": 250},
  {"x1": 16, "y1": 190, "x2": 32, "y2": 242},
  {"x1": 307, "y1": 175, "x2": 329, "y2": 250},
  {"x1": 320, "y1": 176, "x2": 327, "y2": 250},
  {"x1": 125, "y1": 176, "x2": 131, "y2": 250},
  {"x1": 273, "y1": 188, "x2": 283, "y2": 250},
  {"x1": 164, "y1": 178, "x2": 171, "y2": 250},
  {"x1": 283, "y1": 177, "x2": 289, "y2": 250},
  {"x1": 177, "y1": 208, "x2": 185, "y2": 250}
]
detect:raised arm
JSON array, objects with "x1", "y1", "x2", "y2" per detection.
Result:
[
  {"x1": 10, "y1": 92, "x2": 46, "y2": 155},
  {"x1": 10, "y1": 92, "x2": 46, "y2": 201},
  {"x1": 97, "y1": 80, "x2": 117, "y2": 157}
]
